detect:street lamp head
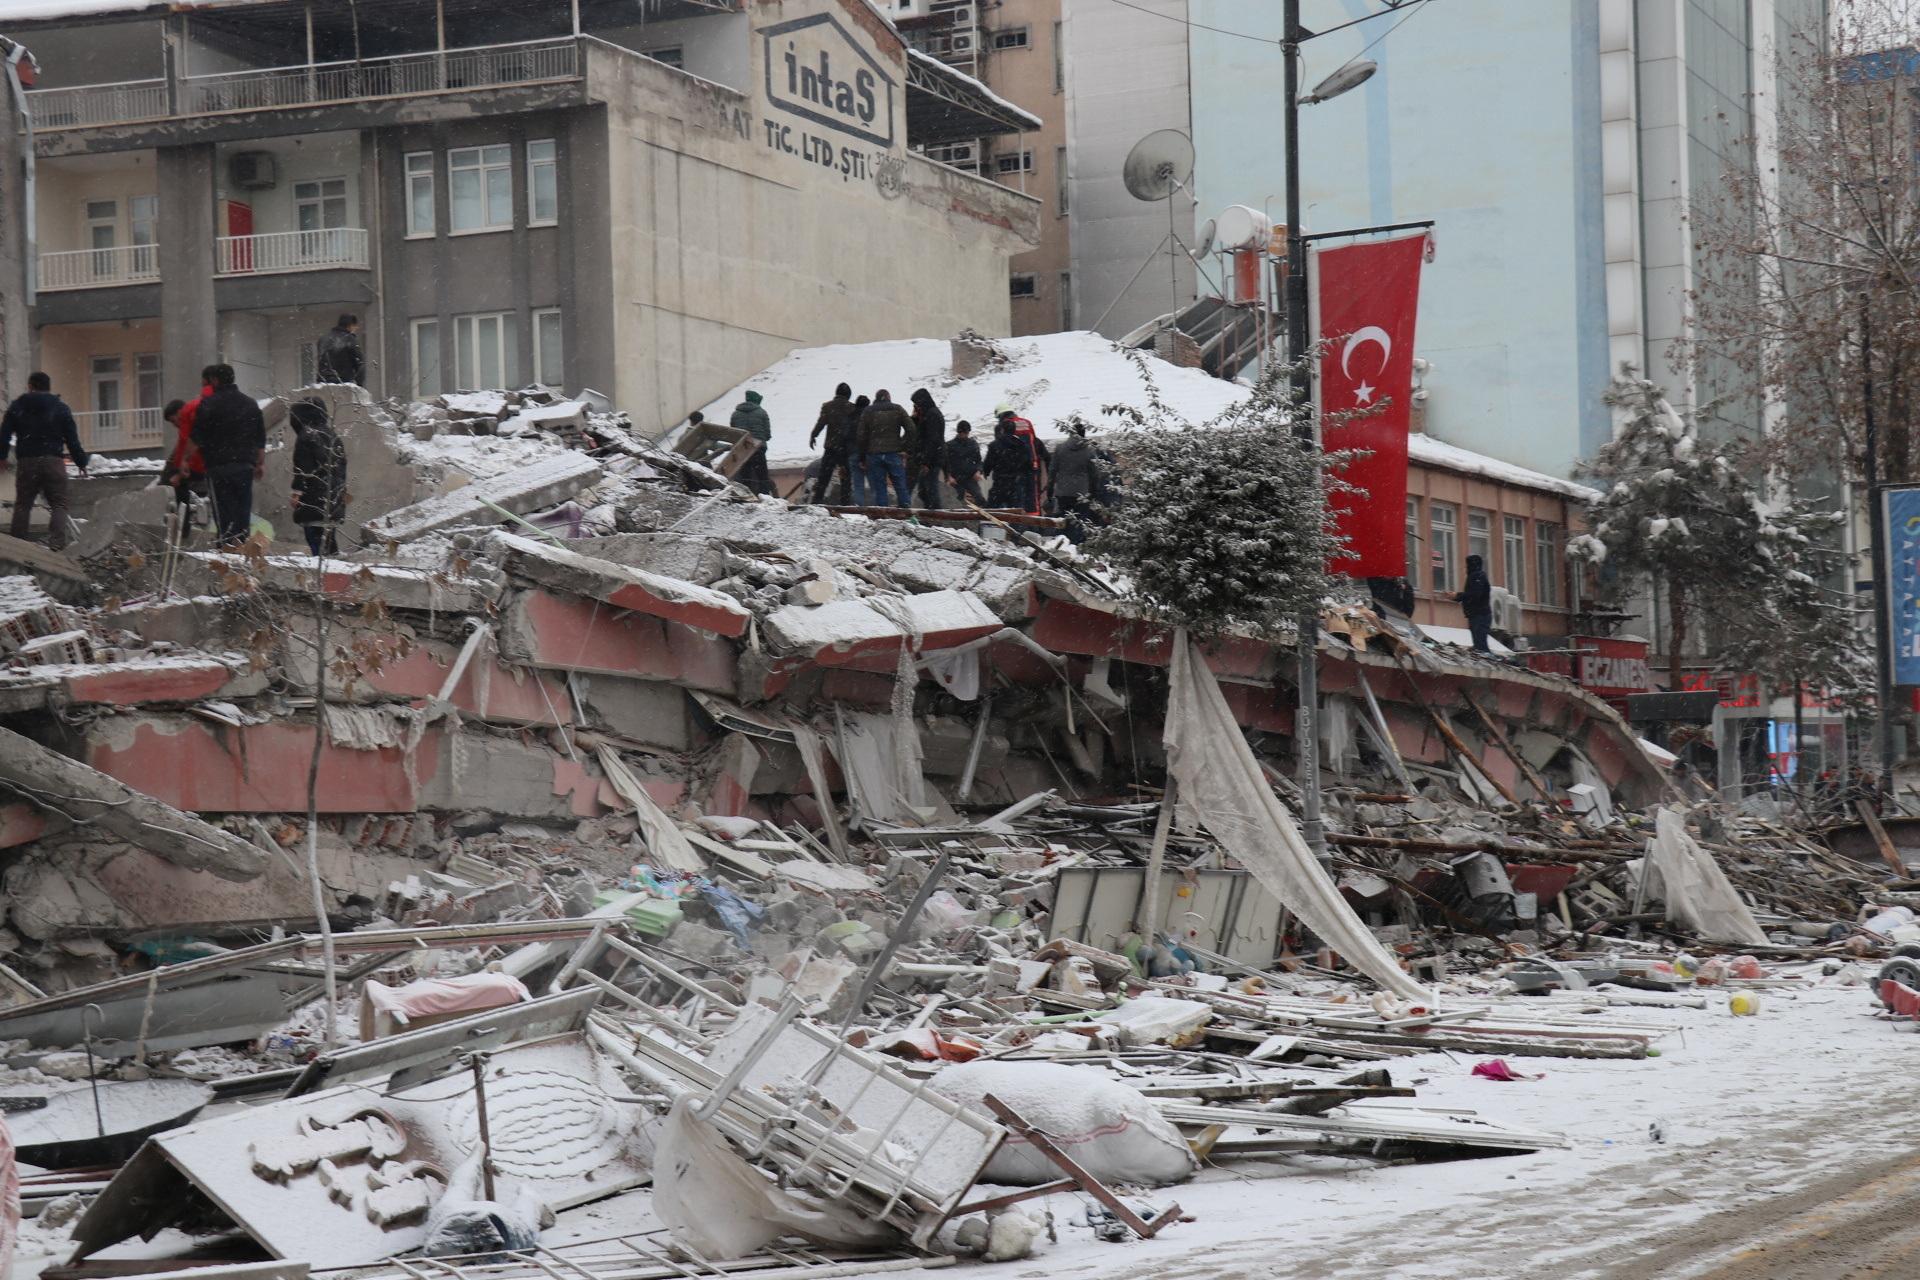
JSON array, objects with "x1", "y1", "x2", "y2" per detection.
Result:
[{"x1": 1300, "y1": 59, "x2": 1377, "y2": 105}]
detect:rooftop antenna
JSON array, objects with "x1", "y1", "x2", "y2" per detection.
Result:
[{"x1": 1092, "y1": 130, "x2": 1200, "y2": 334}]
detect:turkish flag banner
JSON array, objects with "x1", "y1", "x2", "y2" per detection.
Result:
[{"x1": 1311, "y1": 233, "x2": 1428, "y2": 578}]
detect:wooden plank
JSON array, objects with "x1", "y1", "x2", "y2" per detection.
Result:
[{"x1": 1857, "y1": 800, "x2": 1907, "y2": 876}]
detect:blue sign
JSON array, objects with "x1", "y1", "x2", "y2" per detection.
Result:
[{"x1": 1886, "y1": 486, "x2": 1920, "y2": 685}]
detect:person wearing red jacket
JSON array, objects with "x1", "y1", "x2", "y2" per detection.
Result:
[
  {"x1": 994, "y1": 406, "x2": 1049, "y2": 515},
  {"x1": 162, "y1": 366, "x2": 217, "y2": 537}
]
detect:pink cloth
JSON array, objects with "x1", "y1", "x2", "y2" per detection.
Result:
[
  {"x1": 1471, "y1": 1058, "x2": 1542, "y2": 1082},
  {"x1": 363, "y1": 972, "x2": 532, "y2": 1026}
]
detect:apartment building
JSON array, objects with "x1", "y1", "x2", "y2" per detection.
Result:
[
  {"x1": 893, "y1": 0, "x2": 1070, "y2": 337},
  {"x1": 0, "y1": 0, "x2": 1042, "y2": 452}
]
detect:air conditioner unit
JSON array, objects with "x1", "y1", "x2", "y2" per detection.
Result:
[
  {"x1": 229, "y1": 151, "x2": 278, "y2": 190},
  {"x1": 1490, "y1": 586, "x2": 1524, "y2": 636}
]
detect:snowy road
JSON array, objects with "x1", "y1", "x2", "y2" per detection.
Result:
[{"x1": 872, "y1": 974, "x2": 1915, "y2": 1280}]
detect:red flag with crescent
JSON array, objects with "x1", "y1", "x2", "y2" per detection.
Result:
[{"x1": 1311, "y1": 233, "x2": 1428, "y2": 578}]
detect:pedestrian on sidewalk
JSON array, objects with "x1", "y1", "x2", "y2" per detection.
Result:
[
  {"x1": 0, "y1": 372, "x2": 88, "y2": 551},
  {"x1": 908, "y1": 388, "x2": 946, "y2": 509},
  {"x1": 289, "y1": 397, "x2": 347, "y2": 557},
  {"x1": 945, "y1": 420, "x2": 984, "y2": 506},
  {"x1": 859, "y1": 389, "x2": 913, "y2": 507},
  {"x1": 730, "y1": 389, "x2": 775, "y2": 496},
  {"x1": 1455, "y1": 553, "x2": 1493, "y2": 652},
  {"x1": 810, "y1": 382, "x2": 859, "y2": 505},
  {"x1": 190, "y1": 364, "x2": 266, "y2": 549},
  {"x1": 316, "y1": 314, "x2": 364, "y2": 385}
]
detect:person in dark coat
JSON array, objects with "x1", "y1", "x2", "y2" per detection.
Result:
[
  {"x1": 907, "y1": 388, "x2": 946, "y2": 510},
  {"x1": 189, "y1": 364, "x2": 267, "y2": 548},
  {"x1": 0, "y1": 371, "x2": 88, "y2": 550},
  {"x1": 289, "y1": 398, "x2": 348, "y2": 557},
  {"x1": 981, "y1": 418, "x2": 1029, "y2": 510},
  {"x1": 810, "y1": 382, "x2": 859, "y2": 506},
  {"x1": 944, "y1": 421, "x2": 984, "y2": 506},
  {"x1": 1046, "y1": 419, "x2": 1104, "y2": 544},
  {"x1": 858, "y1": 390, "x2": 913, "y2": 507},
  {"x1": 316, "y1": 314, "x2": 365, "y2": 385},
  {"x1": 1454, "y1": 553, "x2": 1493, "y2": 652},
  {"x1": 994, "y1": 407, "x2": 1049, "y2": 514},
  {"x1": 729, "y1": 389, "x2": 774, "y2": 496}
]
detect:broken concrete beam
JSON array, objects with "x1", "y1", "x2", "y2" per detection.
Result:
[
  {"x1": 0, "y1": 723, "x2": 266, "y2": 881},
  {"x1": 361, "y1": 452, "x2": 603, "y2": 544},
  {"x1": 1029, "y1": 596, "x2": 1280, "y2": 681},
  {"x1": 762, "y1": 589, "x2": 1001, "y2": 669},
  {"x1": 0, "y1": 532, "x2": 92, "y2": 604},
  {"x1": 575, "y1": 675, "x2": 695, "y2": 750},
  {"x1": 174, "y1": 554, "x2": 503, "y2": 614},
  {"x1": 281, "y1": 620, "x2": 571, "y2": 727},
  {"x1": 498, "y1": 588, "x2": 737, "y2": 693},
  {"x1": 503, "y1": 400, "x2": 589, "y2": 436},
  {"x1": 488, "y1": 532, "x2": 749, "y2": 637}
]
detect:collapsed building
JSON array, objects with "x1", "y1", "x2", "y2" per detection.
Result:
[{"x1": 0, "y1": 342, "x2": 1903, "y2": 1279}]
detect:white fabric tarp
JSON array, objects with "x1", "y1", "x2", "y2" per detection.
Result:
[
  {"x1": 1646, "y1": 806, "x2": 1767, "y2": 945},
  {"x1": 1164, "y1": 635, "x2": 1431, "y2": 1003}
]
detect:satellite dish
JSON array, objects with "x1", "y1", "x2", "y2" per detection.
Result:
[
  {"x1": 1122, "y1": 130, "x2": 1194, "y2": 202},
  {"x1": 1195, "y1": 218, "x2": 1218, "y2": 257}
]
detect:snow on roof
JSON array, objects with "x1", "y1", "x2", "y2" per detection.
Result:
[
  {"x1": 904, "y1": 47, "x2": 1044, "y2": 131},
  {"x1": 702, "y1": 330, "x2": 1601, "y2": 502},
  {"x1": 5, "y1": 0, "x2": 176, "y2": 21}
]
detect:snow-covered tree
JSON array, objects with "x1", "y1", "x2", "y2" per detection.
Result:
[
  {"x1": 1571, "y1": 373, "x2": 1863, "y2": 701},
  {"x1": 1090, "y1": 358, "x2": 1347, "y2": 639}
]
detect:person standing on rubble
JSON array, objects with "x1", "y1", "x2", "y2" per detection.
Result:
[
  {"x1": 858, "y1": 389, "x2": 913, "y2": 507},
  {"x1": 289, "y1": 398, "x2": 347, "y2": 557},
  {"x1": 729, "y1": 389, "x2": 775, "y2": 496},
  {"x1": 990, "y1": 407, "x2": 1048, "y2": 513},
  {"x1": 190, "y1": 364, "x2": 267, "y2": 549},
  {"x1": 907, "y1": 388, "x2": 947, "y2": 510},
  {"x1": 1455, "y1": 553, "x2": 1493, "y2": 652},
  {"x1": 1046, "y1": 419, "x2": 1105, "y2": 544},
  {"x1": 162, "y1": 365, "x2": 218, "y2": 539},
  {"x1": 982, "y1": 417, "x2": 1025, "y2": 509},
  {"x1": 315, "y1": 314, "x2": 365, "y2": 386},
  {"x1": 945, "y1": 420, "x2": 985, "y2": 506},
  {"x1": 809, "y1": 382, "x2": 859, "y2": 505},
  {"x1": 0, "y1": 372, "x2": 88, "y2": 551}
]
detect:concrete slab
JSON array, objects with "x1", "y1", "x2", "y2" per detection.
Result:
[
  {"x1": 498, "y1": 588, "x2": 737, "y2": 694},
  {"x1": 762, "y1": 589, "x2": 1001, "y2": 669},
  {"x1": 361, "y1": 452, "x2": 603, "y2": 544},
  {"x1": 489, "y1": 532, "x2": 749, "y2": 637}
]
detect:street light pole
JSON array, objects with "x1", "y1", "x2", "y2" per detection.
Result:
[{"x1": 1283, "y1": 0, "x2": 1327, "y2": 864}]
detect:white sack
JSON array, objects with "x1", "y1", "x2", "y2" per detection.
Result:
[
  {"x1": 931, "y1": 1060, "x2": 1196, "y2": 1188},
  {"x1": 1646, "y1": 806, "x2": 1767, "y2": 946}
]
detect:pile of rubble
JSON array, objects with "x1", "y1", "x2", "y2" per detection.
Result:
[{"x1": 0, "y1": 377, "x2": 1907, "y2": 1279}]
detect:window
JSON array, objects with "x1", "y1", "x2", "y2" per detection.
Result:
[
  {"x1": 134, "y1": 353, "x2": 161, "y2": 410},
  {"x1": 1055, "y1": 145, "x2": 1068, "y2": 214},
  {"x1": 992, "y1": 26, "x2": 1029, "y2": 49},
  {"x1": 1405, "y1": 497, "x2": 1422, "y2": 584},
  {"x1": 411, "y1": 319, "x2": 441, "y2": 398},
  {"x1": 449, "y1": 144, "x2": 512, "y2": 233},
  {"x1": 995, "y1": 151, "x2": 1034, "y2": 175},
  {"x1": 1053, "y1": 20, "x2": 1064, "y2": 91},
  {"x1": 128, "y1": 195, "x2": 157, "y2": 275},
  {"x1": 527, "y1": 139, "x2": 557, "y2": 225},
  {"x1": 1535, "y1": 521, "x2": 1563, "y2": 606},
  {"x1": 405, "y1": 152, "x2": 435, "y2": 237},
  {"x1": 453, "y1": 311, "x2": 517, "y2": 389},
  {"x1": 1429, "y1": 502, "x2": 1457, "y2": 593},
  {"x1": 1467, "y1": 509, "x2": 1492, "y2": 573},
  {"x1": 294, "y1": 177, "x2": 349, "y2": 264},
  {"x1": 1503, "y1": 515, "x2": 1527, "y2": 600},
  {"x1": 645, "y1": 46, "x2": 684, "y2": 69},
  {"x1": 89, "y1": 355, "x2": 123, "y2": 414},
  {"x1": 924, "y1": 141, "x2": 978, "y2": 172},
  {"x1": 85, "y1": 199, "x2": 117, "y2": 280},
  {"x1": 533, "y1": 309, "x2": 563, "y2": 389},
  {"x1": 1010, "y1": 274, "x2": 1036, "y2": 299},
  {"x1": 1059, "y1": 272, "x2": 1073, "y2": 330}
]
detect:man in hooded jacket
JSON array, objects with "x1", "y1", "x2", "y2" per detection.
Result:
[
  {"x1": 1047, "y1": 420, "x2": 1104, "y2": 544},
  {"x1": 730, "y1": 389, "x2": 774, "y2": 496},
  {"x1": 907, "y1": 389, "x2": 946, "y2": 509},
  {"x1": 1454, "y1": 553, "x2": 1493, "y2": 652}
]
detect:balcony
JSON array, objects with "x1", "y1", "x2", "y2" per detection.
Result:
[
  {"x1": 216, "y1": 228, "x2": 369, "y2": 276},
  {"x1": 25, "y1": 39, "x2": 582, "y2": 132},
  {"x1": 38, "y1": 245, "x2": 160, "y2": 292},
  {"x1": 76, "y1": 408, "x2": 168, "y2": 454}
]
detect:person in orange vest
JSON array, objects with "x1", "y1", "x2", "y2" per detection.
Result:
[{"x1": 994, "y1": 405, "x2": 1049, "y2": 515}]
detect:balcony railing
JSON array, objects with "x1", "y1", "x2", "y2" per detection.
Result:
[
  {"x1": 216, "y1": 228, "x2": 370, "y2": 276},
  {"x1": 75, "y1": 408, "x2": 168, "y2": 454},
  {"x1": 26, "y1": 38, "x2": 582, "y2": 130},
  {"x1": 38, "y1": 245, "x2": 161, "y2": 292}
]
